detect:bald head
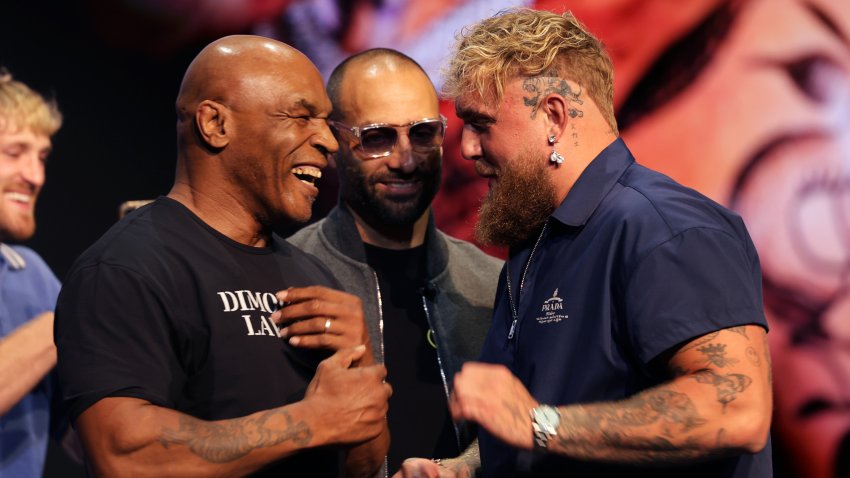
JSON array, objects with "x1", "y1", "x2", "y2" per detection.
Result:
[
  {"x1": 177, "y1": 35, "x2": 317, "y2": 128},
  {"x1": 327, "y1": 48, "x2": 436, "y2": 122},
  {"x1": 169, "y1": 35, "x2": 338, "y2": 237}
]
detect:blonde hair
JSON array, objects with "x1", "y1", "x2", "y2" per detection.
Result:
[
  {"x1": 0, "y1": 68, "x2": 62, "y2": 136},
  {"x1": 444, "y1": 8, "x2": 617, "y2": 131}
]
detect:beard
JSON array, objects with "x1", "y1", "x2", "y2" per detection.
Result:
[
  {"x1": 0, "y1": 209, "x2": 37, "y2": 243},
  {"x1": 475, "y1": 149, "x2": 557, "y2": 248},
  {"x1": 338, "y1": 149, "x2": 442, "y2": 226}
]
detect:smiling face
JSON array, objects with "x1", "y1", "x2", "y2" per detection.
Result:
[
  {"x1": 334, "y1": 61, "x2": 441, "y2": 228},
  {"x1": 0, "y1": 124, "x2": 50, "y2": 242},
  {"x1": 224, "y1": 58, "x2": 338, "y2": 227}
]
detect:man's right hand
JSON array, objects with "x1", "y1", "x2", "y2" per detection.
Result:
[
  {"x1": 304, "y1": 345, "x2": 392, "y2": 444},
  {"x1": 393, "y1": 457, "x2": 477, "y2": 478},
  {"x1": 75, "y1": 345, "x2": 391, "y2": 478}
]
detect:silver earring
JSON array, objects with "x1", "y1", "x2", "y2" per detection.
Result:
[{"x1": 549, "y1": 136, "x2": 564, "y2": 165}]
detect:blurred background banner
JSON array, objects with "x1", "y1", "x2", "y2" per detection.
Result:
[{"x1": 3, "y1": 1, "x2": 847, "y2": 477}]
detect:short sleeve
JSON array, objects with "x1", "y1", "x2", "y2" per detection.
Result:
[
  {"x1": 623, "y1": 227, "x2": 767, "y2": 364},
  {"x1": 55, "y1": 263, "x2": 186, "y2": 421}
]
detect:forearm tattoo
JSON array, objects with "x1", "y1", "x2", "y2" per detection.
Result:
[
  {"x1": 160, "y1": 409, "x2": 312, "y2": 463},
  {"x1": 556, "y1": 387, "x2": 706, "y2": 453},
  {"x1": 522, "y1": 72, "x2": 584, "y2": 120}
]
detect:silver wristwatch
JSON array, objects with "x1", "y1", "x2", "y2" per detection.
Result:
[{"x1": 531, "y1": 404, "x2": 560, "y2": 449}]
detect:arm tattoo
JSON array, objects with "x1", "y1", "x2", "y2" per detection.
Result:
[
  {"x1": 762, "y1": 334, "x2": 773, "y2": 385},
  {"x1": 522, "y1": 73, "x2": 584, "y2": 120},
  {"x1": 678, "y1": 331, "x2": 719, "y2": 353},
  {"x1": 745, "y1": 346, "x2": 761, "y2": 366},
  {"x1": 726, "y1": 326, "x2": 749, "y2": 339},
  {"x1": 554, "y1": 388, "x2": 707, "y2": 462},
  {"x1": 697, "y1": 343, "x2": 738, "y2": 368},
  {"x1": 160, "y1": 409, "x2": 312, "y2": 463},
  {"x1": 558, "y1": 388, "x2": 706, "y2": 442},
  {"x1": 691, "y1": 370, "x2": 753, "y2": 412}
]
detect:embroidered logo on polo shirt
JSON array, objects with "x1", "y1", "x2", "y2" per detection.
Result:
[{"x1": 536, "y1": 288, "x2": 569, "y2": 324}]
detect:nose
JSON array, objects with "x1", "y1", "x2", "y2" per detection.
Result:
[
  {"x1": 21, "y1": 152, "x2": 45, "y2": 188},
  {"x1": 314, "y1": 120, "x2": 339, "y2": 165},
  {"x1": 460, "y1": 127, "x2": 482, "y2": 162},
  {"x1": 317, "y1": 121, "x2": 339, "y2": 152},
  {"x1": 385, "y1": 133, "x2": 416, "y2": 173}
]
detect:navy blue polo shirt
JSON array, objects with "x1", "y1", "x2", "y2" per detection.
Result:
[{"x1": 477, "y1": 138, "x2": 771, "y2": 477}]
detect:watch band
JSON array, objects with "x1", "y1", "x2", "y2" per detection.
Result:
[{"x1": 531, "y1": 404, "x2": 561, "y2": 449}]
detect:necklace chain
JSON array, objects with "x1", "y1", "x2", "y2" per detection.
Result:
[{"x1": 505, "y1": 221, "x2": 549, "y2": 339}]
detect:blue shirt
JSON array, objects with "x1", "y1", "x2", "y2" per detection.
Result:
[
  {"x1": 478, "y1": 138, "x2": 771, "y2": 477},
  {"x1": 0, "y1": 244, "x2": 61, "y2": 477}
]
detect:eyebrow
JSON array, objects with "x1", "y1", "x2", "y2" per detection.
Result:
[
  {"x1": 805, "y1": 0, "x2": 850, "y2": 48},
  {"x1": 279, "y1": 98, "x2": 322, "y2": 117},
  {"x1": 454, "y1": 105, "x2": 495, "y2": 124},
  {"x1": 1, "y1": 140, "x2": 52, "y2": 153}
]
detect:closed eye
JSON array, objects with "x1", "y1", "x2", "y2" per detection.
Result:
[{"x1": 464, "y1": 121, "x2": 491, "y2": 134}]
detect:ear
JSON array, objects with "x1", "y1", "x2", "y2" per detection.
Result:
[
  {"x1": 195, "y1": 100, "x2": 229, "y2": 149},
  {"x1": 540, "y1": 93, "x2": 568, "y2": 142}
]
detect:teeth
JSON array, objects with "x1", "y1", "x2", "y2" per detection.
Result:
[
  {"x1": 5, "y1": 192, "x2": 32, "y2": 203},
  {"x1": 292, "y1": 166, "x2": 322, "y2": 186},
  {"x1": 291, "y1": 166, "x2": 322, "y2": 179}
]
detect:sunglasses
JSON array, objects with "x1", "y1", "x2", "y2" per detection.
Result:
[{"x1": 329, "y1": 115, "x2": 447, "y2": 159}]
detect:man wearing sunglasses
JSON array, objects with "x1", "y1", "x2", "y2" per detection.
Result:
[{"x1": 288, "y1": 48, "x2": 502, "y2": 476}]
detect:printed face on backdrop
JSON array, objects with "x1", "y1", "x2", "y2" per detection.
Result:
[{"x1": 614, "y1": 1, "x2": 850, "y2": 476}]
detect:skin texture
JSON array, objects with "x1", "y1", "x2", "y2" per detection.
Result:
[
  {"x1": 394, "y1": 441, "x2": 479, "y2": 478},
  {"x1": 441, "y1": 70, "x2": 772, "y2": 472},
  {"x1": 272, "y1": 285, "x2": 372, "y2": 360},
  {"x1": 75, "y1": 35, "x2": 391, "y2": 478},
  {"x1": 0, "y1": 311, "x2": 55, "y2": 416}
]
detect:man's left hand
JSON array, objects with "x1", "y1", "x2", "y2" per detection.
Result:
[
  {"x1": 450, "y1": 362, "x2": 538, "y2": 450},
  {"x1": 272, "y1": 286, "x2": 370, "y2": 355}
]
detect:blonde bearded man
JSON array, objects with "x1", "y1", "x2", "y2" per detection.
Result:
[{"x1": 399, "y1": 8, "x2": 772, "y2": 478}]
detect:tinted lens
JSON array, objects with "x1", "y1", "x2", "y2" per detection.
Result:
[
  {"x1": 409, "y1": 121, "x2": 444, "y2": 150},
  {"x1": 359, "y1": 126, "x2": 398, "y2": 155}
]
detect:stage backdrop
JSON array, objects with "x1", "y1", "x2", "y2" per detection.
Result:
[{"x1": 2, "y1": 1, "x2": 847, "y2": 477}]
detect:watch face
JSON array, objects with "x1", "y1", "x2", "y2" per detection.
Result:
[{"x1": 534, "y1": 405, "x2": 560, "y2": 434}]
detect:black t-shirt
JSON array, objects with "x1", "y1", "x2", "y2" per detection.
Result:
[
  {"x1": 56, "y1": 197, "x2": 341, "y2": 476},
  {"x1": 363, "y1": 243, "x2": 459, "y2": 474}
]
